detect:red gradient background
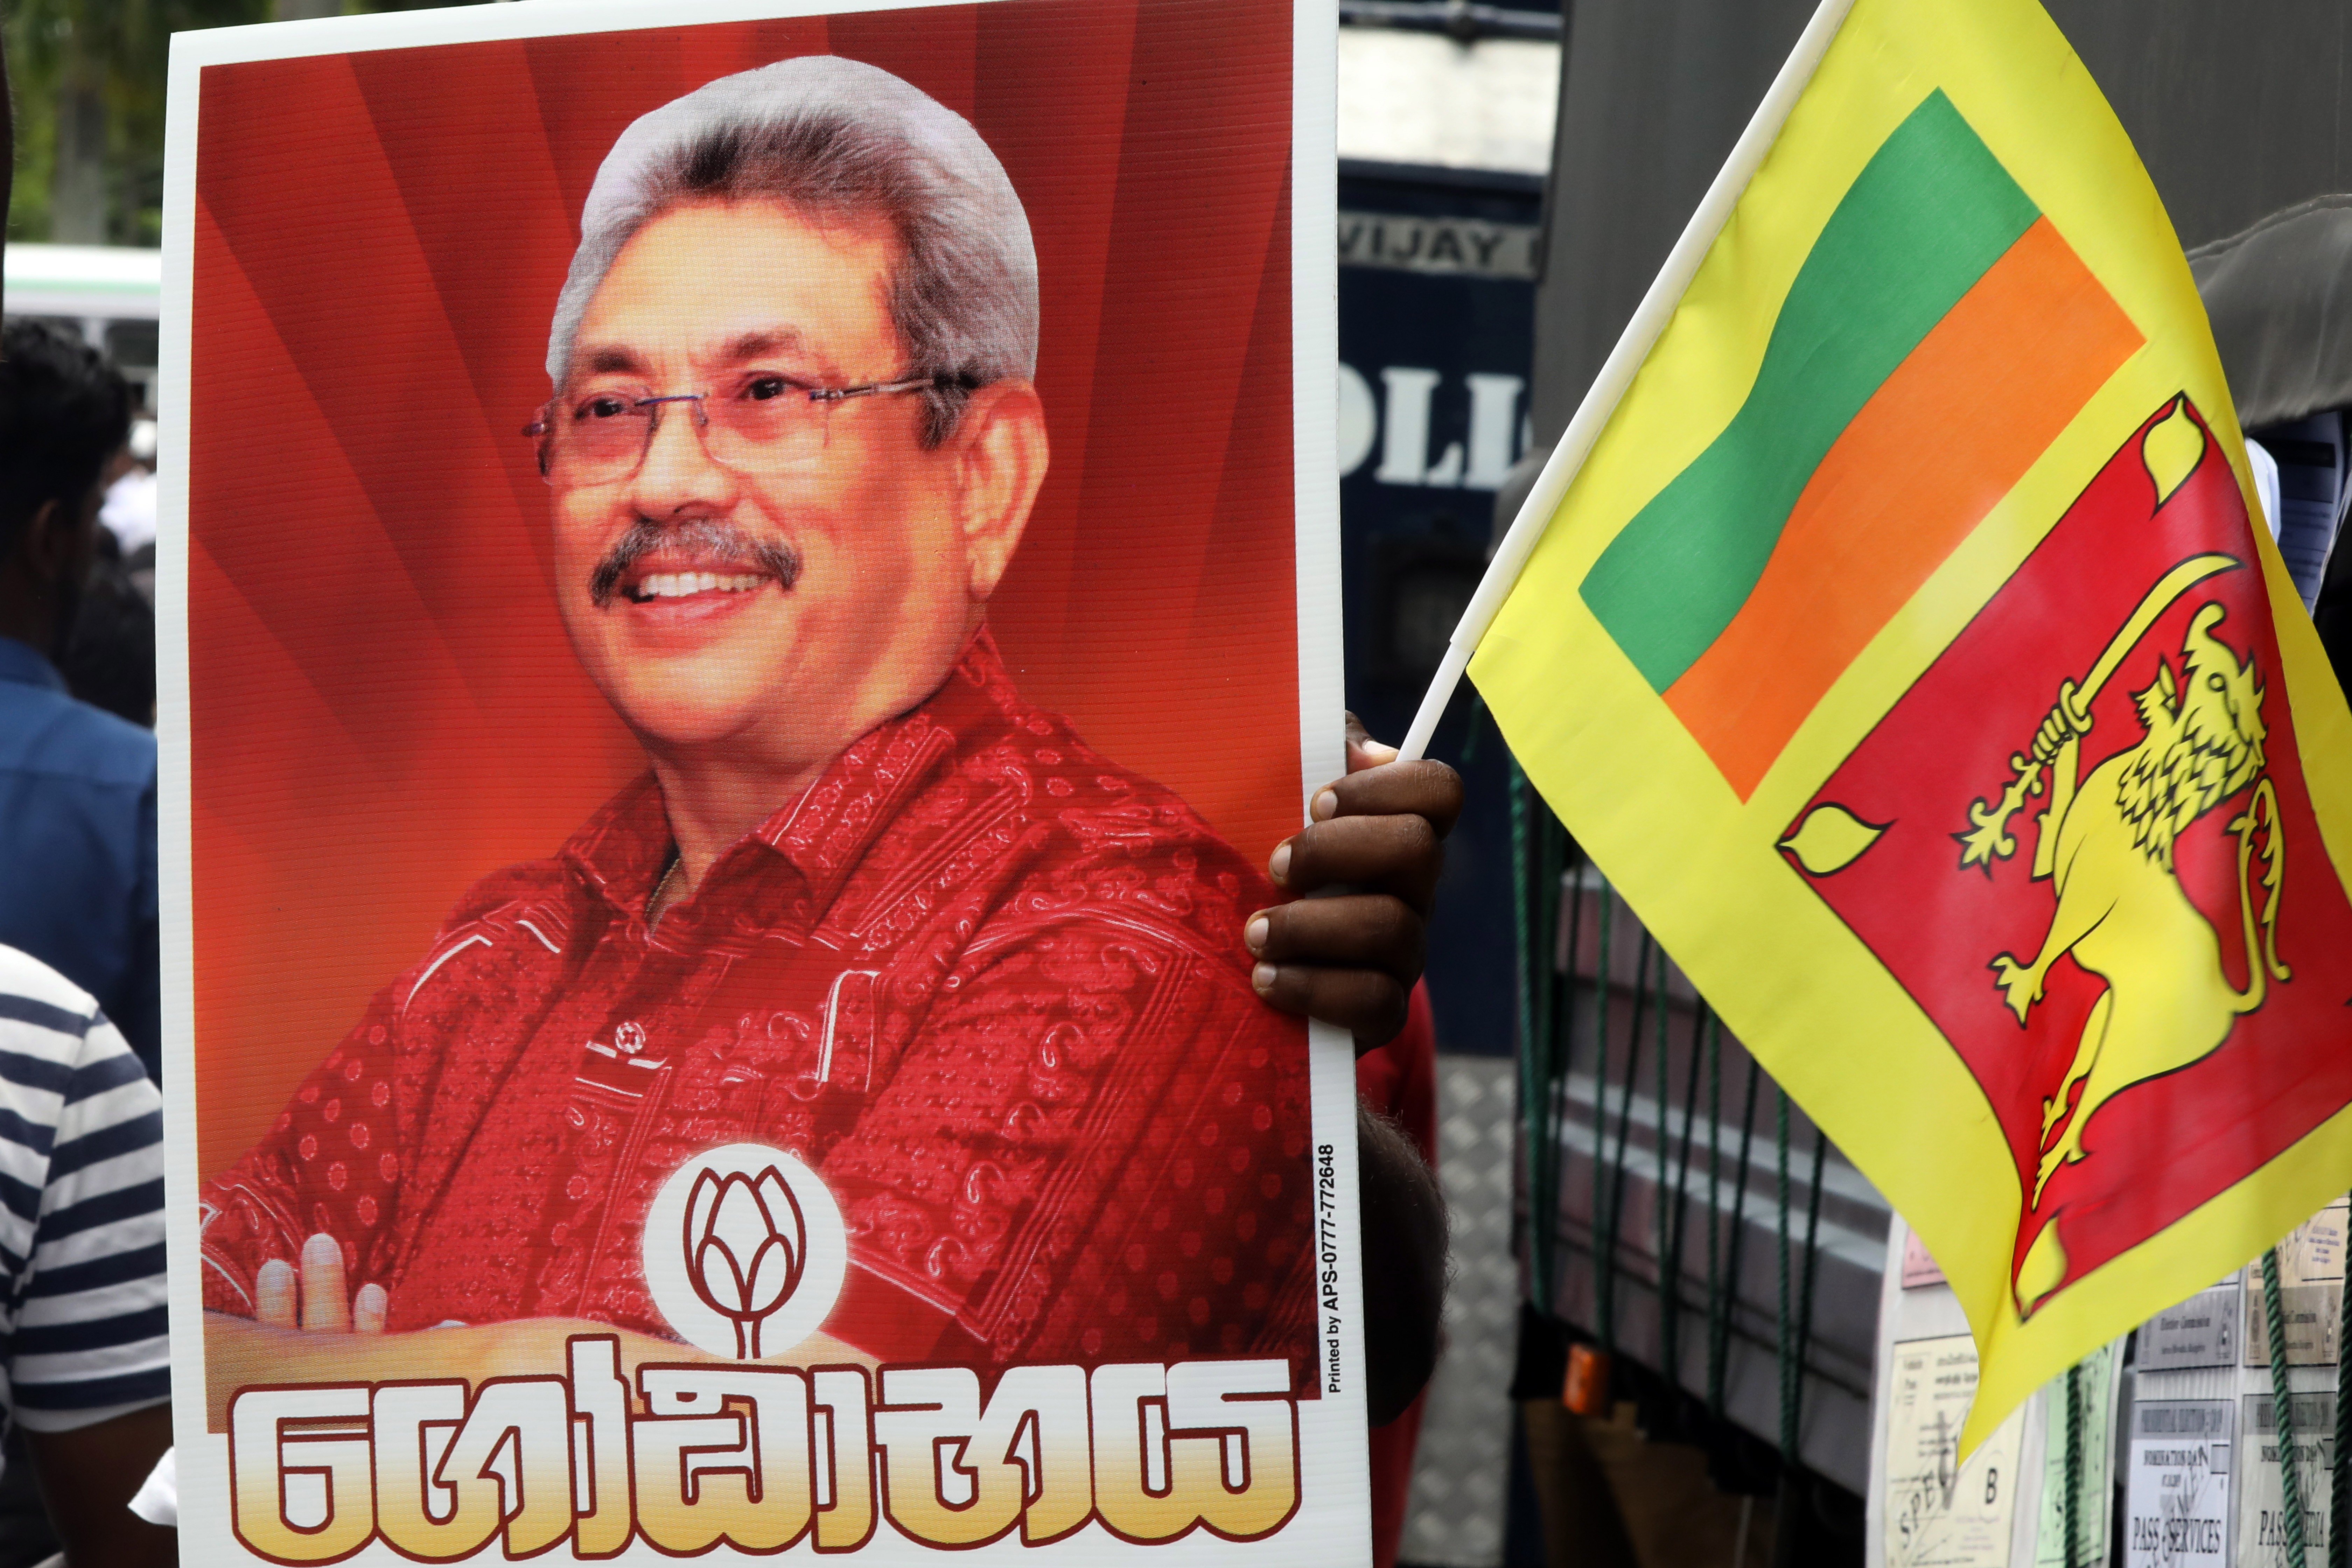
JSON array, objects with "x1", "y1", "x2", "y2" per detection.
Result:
[{"x1": 188, "y1": 0, "x2": 1299, "y2": 1178}]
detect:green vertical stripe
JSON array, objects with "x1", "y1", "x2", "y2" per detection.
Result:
[{"x1": 1580, "y1": 91, "x2": 2039, "y2": 692}]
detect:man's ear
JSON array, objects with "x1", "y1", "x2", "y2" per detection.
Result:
[
  {"x1": 13, "y1": 497, "x2": 68, "y2": 587},
  {"x1": 949, "y1": 380, "x2": 1049, "y2": 602}
]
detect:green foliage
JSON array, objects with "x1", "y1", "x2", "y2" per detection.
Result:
[{"x1": 4, "y1": 0, "x2": 486, "y2": 246}]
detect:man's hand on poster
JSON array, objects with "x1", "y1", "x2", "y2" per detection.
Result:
[
  {"x1": 1248, "y1": 713, "x2": 1463, "y2": 1053},
  {"x1": 253, "y1": 1232, "x2": 387, "y2": 1332},
  {"x1": 208, "y1": 1234, "x2": 870, "y2": 1430}
]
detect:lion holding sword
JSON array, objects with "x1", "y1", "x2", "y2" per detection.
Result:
[{"x1": 1958, "y1": 559, "x2": 2289, "y2": 1225}]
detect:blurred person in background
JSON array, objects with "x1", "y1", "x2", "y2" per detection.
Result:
[
  {"x1": 97, "y1": 449, "x2": 159, "y2": 572},
  {"x1": 0, "y1": 948, "x2": 177, "y2": 1568},
  {"x1": 61, "y1": 451, "x2": 160, "y2": 730},
  {"x1": 0, "y1": 320, "x2": 161, "y2": 1083},
  {"x1": 59, "y1": 561, "x2": 160, "y2": 730},
  {"x1": 0, "y1": 43, "x2": 176, "y2": 1568},
  {"x1": 94, "y1": 440, "x2": 160, "y2": 605}
]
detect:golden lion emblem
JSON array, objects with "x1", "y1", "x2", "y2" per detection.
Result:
[{"x1": 1958, "y1": 568, "x2": 2289, "y2": 1309}]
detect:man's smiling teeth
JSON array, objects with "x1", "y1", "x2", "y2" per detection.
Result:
[{"x1": 631, "y1": 571, "x2": 767, "y2": 601}]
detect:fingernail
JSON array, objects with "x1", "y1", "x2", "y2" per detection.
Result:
[
  {"x1": 1269, "y1": 842, "x2": 1292, "y2": 884},
  {"x1": 303, "y1": 1232, "x2": 342, "y2": 1268},
  {"x1": 1311, "y1": 788, "x2": 1338, "y2": 821},
  {"x1": 1358, "y1": 739, "x2": 1400, "y2": 764},
  {"x1": 1245, "y1": 915, "x2": 1270, "y2": 952},
  {"x1": 1252, "y1": 962, "x2": 1277, "y2": 995},
  {"x1": 255, "y1": 1259, "x2": 298, "y2": 1328},
  {"x1": 354, "y1": 1283, "x2": 388, "y2": 1333}
]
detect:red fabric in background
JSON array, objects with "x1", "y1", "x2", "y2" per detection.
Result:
[
  {"x1": 1360, "y1": 983, "x2": 1438, "y2": 1568},
  {"x1": 187, "y1": 0, "x2": 1299, "y2": 1181}
]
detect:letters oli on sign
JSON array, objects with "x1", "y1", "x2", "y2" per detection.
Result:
[
  {"x1": 1337, "y1": 364, "x2": 1529, "y2": 490},
  {"x1": 226, "y1": 1339, "x2": 1302, "y2": 1562}
]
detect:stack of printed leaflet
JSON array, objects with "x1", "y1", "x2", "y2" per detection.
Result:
[{"x1": 1867, "y1": 1198, "x2": 2346, "y2": 1568}]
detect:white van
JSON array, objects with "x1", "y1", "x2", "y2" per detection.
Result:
[{"x1": 3, "y1": 243, "x2": 162, "y2": 420}]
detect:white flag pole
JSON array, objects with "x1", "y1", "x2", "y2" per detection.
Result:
[{"x1": 1393, "y1": 0, "x2": 1860, "y2": 764}]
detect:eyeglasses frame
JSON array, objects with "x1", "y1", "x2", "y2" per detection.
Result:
[{"x1": 524, "y1": 374, "x2": 940, "y2": 481}]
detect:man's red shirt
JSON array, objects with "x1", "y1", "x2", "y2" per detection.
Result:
[{"x1": 202, "y1": 632, "x2": 1314, "y2": 1375}]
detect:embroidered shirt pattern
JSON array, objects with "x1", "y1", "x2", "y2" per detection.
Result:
[{"x1": 200, "y1": 632, "x2": 1314, "y2": 1375}]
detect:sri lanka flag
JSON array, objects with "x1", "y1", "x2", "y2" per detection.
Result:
[{"x1": 1466, "y1": 0, "x2": 2352, "y2": 1449}]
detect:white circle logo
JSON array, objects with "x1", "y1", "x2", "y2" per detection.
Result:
[{"x1": 642, "y1": 1143, "x2": 847, "y2": 1360}]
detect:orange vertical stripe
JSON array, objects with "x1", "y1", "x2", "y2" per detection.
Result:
[{"x1": 1664, "y1": 217, "x2": 2142, "y2": 799}]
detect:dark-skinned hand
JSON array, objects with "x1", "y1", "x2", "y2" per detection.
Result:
[
  {"x1": 1241, "y1": 714, "x2": 1461, "y2": 1423},
  {"x1": 1246, "y1": 713, "x2": 1463, "y2": 1054}
]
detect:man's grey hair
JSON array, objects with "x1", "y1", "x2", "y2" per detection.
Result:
[{"x1": 546, "y1": 56, "x2": 1038, "y2": 446}]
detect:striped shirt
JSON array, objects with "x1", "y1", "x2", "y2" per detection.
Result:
[{"x1": 0, "y1": 947, "x2": 168, "y2": 1440}]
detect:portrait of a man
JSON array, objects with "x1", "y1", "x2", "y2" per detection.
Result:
[{"x1": 197, "y1": 56, "x2": 1331, "y2": 1392}]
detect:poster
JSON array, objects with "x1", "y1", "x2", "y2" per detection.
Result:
[
  {"x1": 2275, "y1": 1197, "x2": 2348, "y2": 1287},
  {"x1": 2138, "y1": 1279, "x2": 2242, "y2": 1372},
  {"x1": 2235, "y1": 1392, "x2": 2332, "y2": 1568},
  {"x1": 1881, "y1": 1334, "x2": 2026, "y2": 1568},
  {"x1": 158, "y1": 0, "x2": 1356, "y2": 1560},
  {"x1": 2031, "y1": 1341, "x2": 2122, "y2": 1568},
  {"x1": 1903, "y1": 1228, "x2": 1949, "y2": 1290},
  {"x1": 2246, "y1": 1199, "x2": 2348, "y2": 1367},
  {"x1": 2125, "y1": 1400, "x2": 2233, "y2": 1568},
  {"x1": 2243, "y1": 1280, "x2": 2343, "y2": 1366}
]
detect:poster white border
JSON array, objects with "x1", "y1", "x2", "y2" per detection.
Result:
[{"x1": 156, "y1": 0, "x2": 1357, "y2": 1559}]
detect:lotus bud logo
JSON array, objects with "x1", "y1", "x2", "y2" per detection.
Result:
[
  {"x1": 684, "y1": 1166, "x2": 806, "y2": 1358},
  {"x1": 643, "y1": 1143, "x2": 847, "y2": 1360}
]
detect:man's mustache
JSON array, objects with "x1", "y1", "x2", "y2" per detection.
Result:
[{"x1": 588, "y1": 517, "x2": 804, "y2": 608}]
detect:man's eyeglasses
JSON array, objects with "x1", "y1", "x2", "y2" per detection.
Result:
[{"x1": 525, "y1": 372, "x2": 935, "y2": 483}]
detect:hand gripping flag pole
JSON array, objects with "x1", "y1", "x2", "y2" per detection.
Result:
[{"x1": 1395, "y1": 0, "x2": 1860, "y2": 765}]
